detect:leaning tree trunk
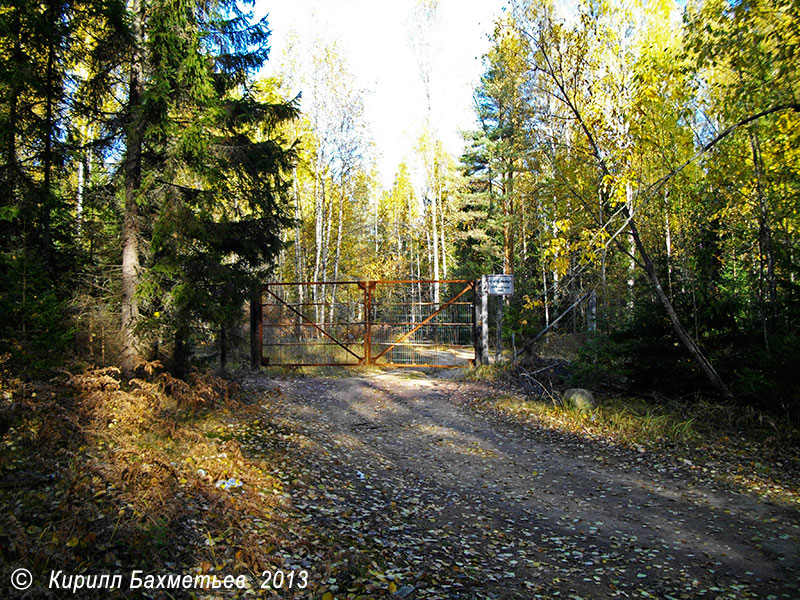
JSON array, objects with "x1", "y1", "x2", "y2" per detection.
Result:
[
  {"x1": 626, "y1": 211, "x2": 733, "y2": 399},
  {"x1": 531, "y1": 35, "x2": 733, "y2": 399}
]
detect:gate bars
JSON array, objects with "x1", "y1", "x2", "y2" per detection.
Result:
[{"x1": 260, "y1": 280, "x2": 475, "y2": 368}]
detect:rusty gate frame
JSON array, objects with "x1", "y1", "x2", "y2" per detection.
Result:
[{"x1": 260, "y1": 279, "x2": 476, "y2": 368}]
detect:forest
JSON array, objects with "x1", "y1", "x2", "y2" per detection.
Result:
[
  {"x1": 4, "y1": 0, "x2": 798, "y2": 406},
  {"x1": 2, "y1": 0, "x2": 800, "y2": 597}
]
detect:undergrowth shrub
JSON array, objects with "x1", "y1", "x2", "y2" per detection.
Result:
[
  {"x1": 568, "y1": 333, "x2": 630, "y2": 391},
  {"x1": 0, "y1": 254, "x2": 72, "y2": 374},
  {"x1": 0, "y1": 363, "x2": 288, "y2": 597},
  {"x1": 568, "y1": 295, "x2": 800, "y2": 421}
]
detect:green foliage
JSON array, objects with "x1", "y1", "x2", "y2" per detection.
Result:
[
  {"x1": 0, "y1": 0, "x2": 87, "y2": 369},
  {"x1": 570, "y1": 300, "x2": 699, "y2": 396},
  {"x1": 454, "y1": 133, "x2": 503, "y2": 277},
  {"x1": 453, "y1": 0, "x2": 800, "y2": 412},
  {"x1": 569, "y1": 333, "x2": 630, "y2": 391},
  {"x1": 456, "y1": 17, "x2": 531, "y2": 277},
  {"x1": 120, "y1": 0, "x2": 298, "y2": 372},
  {"x1": 0, "y1": 252, "x2": 72, "y2": 373},
  {"x1": 0, "y1": 0, "x2": 299, "y2": 375}
]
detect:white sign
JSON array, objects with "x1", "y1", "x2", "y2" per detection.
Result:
[{"x1": 486, "y1": 274, "x2": 514, "y2": 296}]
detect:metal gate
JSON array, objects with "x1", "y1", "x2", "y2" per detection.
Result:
[{"x1": 260, "y1": 280, "x2": 475, "y2": 368}]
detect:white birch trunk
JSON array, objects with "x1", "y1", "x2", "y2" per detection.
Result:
[
  {"x1": 320, "y1": 177, "x2": 333, "y2": 326},
  {"x1": 439, "y1": 188, "x2": 447, "y2": 279},
  {"x1": 329, "y1": 181, "x2": 345, "y2": 326},
  {"x1": 293, "y1": 167, "x2": 304, "y2": 304},
  {"x1": 430, "y1": 197, "x2": 440, "y2": 306},
  {"x1": 626, "y1": 182, "x2": 635, "y2": 312},
  {"x1": 312, "y1": 165, "x2": 322, "y2": 324},
  {"x1": 542, "y1": 261, "x2": 550, "y2": 327}
]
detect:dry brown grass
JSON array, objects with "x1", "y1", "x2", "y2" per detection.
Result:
[{"x1": 0, "y1": 362, "x2": 297, "y2": 595}]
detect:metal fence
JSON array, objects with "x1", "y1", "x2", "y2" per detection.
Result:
[{"x1": 260, "y1": 280, "x2": 475, "y2": 368}]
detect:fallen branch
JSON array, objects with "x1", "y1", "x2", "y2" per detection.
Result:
[{"x1": 528, "y1": 363, "x2": 560, "y2": 376}]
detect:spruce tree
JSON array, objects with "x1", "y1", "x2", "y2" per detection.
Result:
[
  {"x1": 0, "y1": 0, "x2": 78, "y2": 369},
  {"x1": 118, "y1": 0, "x2": 297, "y2": 374}
]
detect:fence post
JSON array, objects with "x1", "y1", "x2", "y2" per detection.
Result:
[
  {"x1": 250, "y1": 286, "x2": 262, "y2": 369},
  {"x1": 496, "y1": 295, "x2": 504, "y2": 363},
  {"x1": 360, "y1": 281, "x2": 375, "y2": 365},
  {"x1": 473, "y1": 276, "x2": 490, "y2": 366},
  {"x1": 473, "y1": 279, "x2": 479, "y2": 364}
]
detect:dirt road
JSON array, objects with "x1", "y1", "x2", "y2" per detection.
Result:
[{"x1": 243, "y1": 371, "x2": 800, "y2": 599}]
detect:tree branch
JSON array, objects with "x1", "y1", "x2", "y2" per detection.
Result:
[
  {"x1": 645, "y1": 103, "x2": 800, "y2": 196},
  {"x1": 514, "y1": 290, "x2": 593, "y2": 361}
]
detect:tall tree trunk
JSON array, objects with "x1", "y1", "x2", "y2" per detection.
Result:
[
  {"x1": 664, "y1": 187, "x2": 673, "y2": 299},
  {"x1": 329, "y1": 180, "x2": 345, "y2": 326},
  {"x1": 293, "y1": 167, "x2": 303, "y2": 302},
  {"x1": 415, "y1": 240, "x2": 422, "y2": 323},
  {"x1": 394, "y1": 194, "x2": 401, "y2": 256},
  {"x1": 430, "y1": 196, "x2": 440, "y2": 305},
  {"x1": 626, "y1": 183, "x2": 635, "y2": 312},
  {"x1": 323, "y1": 177, "x2": 333, "y2": 279},
  {"x1": 41, "y1": 7, "x2": 56, "y2": 273},
  {"x1": 172, "y1": 321, "x2": 189, "y2": 379},
  {"x1": 749, "y1": 126, "x2": 776, "y2": 342},
  {"x1": 601, "y1": 247, "x2": 608, "y2": 332},
  {"x1": 541, "y1": 261, "x2": 550, "y2": 327},
  {"x1": 120, "y1": 0, "x2": 145, "y2": 376},
  {"x1": 5, "y1": 8, "x2": 21, "y2": 225},
  {"x1": 77, "y1": 152, "x2": 84, "y2": 235},
  {"x1": 320, "y1": 177, "x2": 332, "y2": 325},
  {"x1": 587, "y1": 289, "x2": 597, "y2": 333},
  {"x1": 425, "y1": 225, "x2": 433, "y2": 283},
  {"x1": 219, "y1": 322, "x2": 227, "y2": 372},
  {"x1": 439, "y1": 185, "x2": 447, "y2": 278},
  {"x1": 312, "y1": 165, "x2": 322, "y2": 324},
  {"x1": 503, "y1": 167, "x2": 514, "y2": 275},
  {"x1": 551, "y1": 221, "x2": 560, "y2": 308}
]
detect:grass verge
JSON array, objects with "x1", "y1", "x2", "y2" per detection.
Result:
[
  {"x1": 0, "y1": 363, "x2": 304, "y2": 597},
  {"x1": 462, "y1": 386, "x2": 800, "y2": 506}
]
